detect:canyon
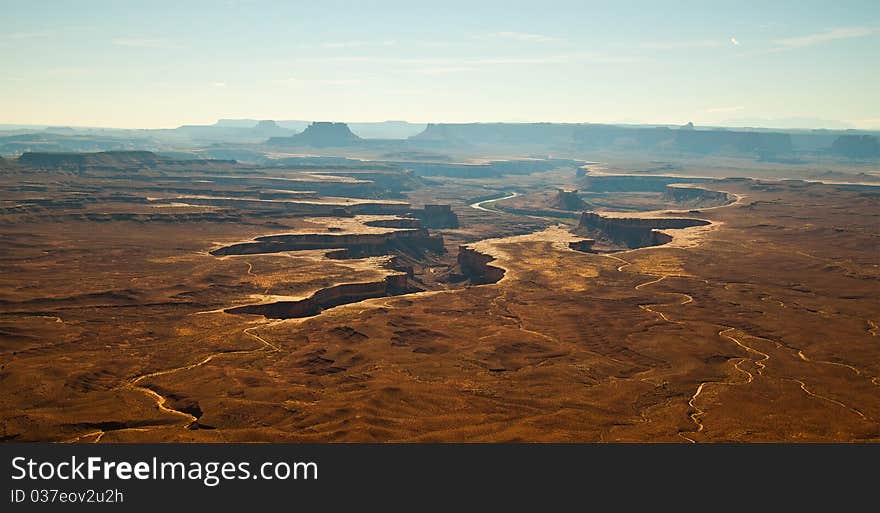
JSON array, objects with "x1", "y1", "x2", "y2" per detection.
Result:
[
  {"x1": 577, "y1": 212, "x2": 710, "y2": 249},
  {"x1": 0, "y1": 148, "x2": 878, "y2": 444}
]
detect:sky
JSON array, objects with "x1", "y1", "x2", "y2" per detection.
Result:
[{"x1": 1, "y1": 0, "x2": 879, "y2": 129}]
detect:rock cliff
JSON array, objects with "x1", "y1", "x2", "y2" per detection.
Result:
[
  {"x1": 831, "y1": 135, "x2": 880, "y2": 159},
  {"x1": 550, "y1": 188, "x2": 588, "y2": 211},
  {"x1": 577, "y1": 212, "x2": 709, "y2": 249},
  {"x1": 663, "y1": 185, "x2": 731, "y2": 206},
  {"x1": 225, "y1": 274, "x2": 413, "y2": 319},
  {"x1": 457, "y1": 246, "x2": 505, "y2": 284},
  {"x1": 210, "y1": 228, "x2": 445, "y2": 258},
  {"x1": 413, "y1": 204, "x2": 460, "y2": 228},
  {"x1": 16, "y1": 151, "x2": 234, "y2": 173}
]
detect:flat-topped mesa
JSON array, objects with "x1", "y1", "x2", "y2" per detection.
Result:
[
  {"x1": 16, "y1": 151, "x2": 234, "y2": 173},
  {"x1": 410, "y1": 122, "x2": 795, "y2": 157},
  {"x1": 18, "y1": 151, "x2": 161, "y2": 171},
  {"x1": 158, "y1": 196, "x2": 410, "y2": 217},
  {"x1": 410, "y1": 122, "x2": 577, "y2": 147},
  {"x1": 405, "y1": 158, "x2": 577, "y2": 179},
  {"x1": 577, "y1": 212, "x2": 709, "y2": 249},
  {"x1": 457, "y1": 246, "x2": 505, "y2": 284},
  {"x1": 831, "y1": 134, "x2": 880, "y2": 159},
  {"x1": 551, "y1": 188, "x2": 588, "y2": 211},
  {"x1": 663, "y1": 185, "x2": 732, "y2": 206},
  {"x1": 225, "y1": 274, "x2": 414, "y2": 319},
  {"x1": 408, "y1": 123, "x2": 465, "y2": 144},
  {"x1": 210, "y1": 227, "x2": 445, "y2": 258},
  {"x1": 251, "y1": 120, "x2": 288, "y2": 136},
  {"x1": 267, "y1": 122, "x2": 362, "y2": 147},
  {"x1": 412, "y1": 204, "x2": 460, "y2": 228},
  {"x1": 578, "y1": 174, "x2": 712, "y2": 193},
  {"x1": 362, "y1": 217, "x2": 423, "y2": 229}
]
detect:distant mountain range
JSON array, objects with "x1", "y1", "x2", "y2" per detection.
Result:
[
  {"x1": 717, "y1": 117, "x2": 856, "y2": 130},
  {"x1": 213, "y1": 119, "x2": 427, "y2": 139},
  {"x1": 1, "y1": 120, "x2": 878, "y2": 160},
  {"x1": 407, "y1": 122, "x2": 878, "y2": 158}
]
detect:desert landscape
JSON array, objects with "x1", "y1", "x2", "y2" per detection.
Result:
[
  {"x1": 1, "y1": 122, "x2": 878, "y2": 442},
  {"x1": 3, "y1": 2, "x2": 880, "y2": 446}
]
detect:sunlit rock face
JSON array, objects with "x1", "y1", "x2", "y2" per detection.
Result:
[
  {"x1": 577, "y1": 212, "x2": 709, "y2": 249},
  {"x1": 551, "y1": 188, "x2": 588, "y2": 211}
]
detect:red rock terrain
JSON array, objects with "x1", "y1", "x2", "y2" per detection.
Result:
[{"x1": 0, "y1": 153, "x2": 878, "y2": 442}]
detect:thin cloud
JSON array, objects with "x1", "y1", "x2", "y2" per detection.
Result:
[
  {"x1": 776, "y1": 26, "x2": 877, "y2": 48},
  {"x1": 297, "y1": 52, "x2": 637, "y2": 67},
  {"x1": 640, "y1": 39, "x2": 724, "y2": 50},
  {"x1": 572, "y1": 52, "x2": 645, "y2": 64},
  {"x1": 3, "y1": 31, "x2": 54, "y2": 40},
  {"x1": 111, "y1": 38, "x2": 178, "y2": 49},
  {"x1": 297, "y1": 55, "x2": 570, "y2": 66},
  {"x1": 705, "y1": 106, "x2": 744, "y2": 113},
  {"x1": 417, "y1": 66, "x2": 478, "y2": 74},
  {"x1": 486, "y1": 31, "x2": 561, "y2": 43},
  {"x1": 412, "y1": 53, "x2": 638, "y2": 73},
  {"x1": 471, "y1": 55, "x2": 569, "y2": 65},
  {"x1": 274, "y1": 77, "x2": 363, "y2": 86},
  {"x1": 305, "y1": 40, "x2": 397, "y2": 49},
  {"x1": 737, "y1": 26, "x2": 880, "y2": 57},
  {"x1": 212, "y1": 82, "x2": 227, "y2": 88}
]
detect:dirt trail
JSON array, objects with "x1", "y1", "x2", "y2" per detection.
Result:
[
  {"x1": 64, "y1": 319, "x2": 283, "y2": 443},
  {"x1": 609, "y1": 251, "x2": 876, "y2": 442},
  {"x1": 610, "y1": 256, "x2": 763, "y2": 443}
]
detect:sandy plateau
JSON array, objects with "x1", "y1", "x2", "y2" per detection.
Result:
[{"x1": 0, "y1": 152, "x2": 878, "y2": 442}]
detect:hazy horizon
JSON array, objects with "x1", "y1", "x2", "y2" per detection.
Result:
[
  {"x1": 2, "y1": 0, "x2": 879, "y2": 129},
  {"x1": 0, "y1": 117, "x2": 873, "y2": 132}
]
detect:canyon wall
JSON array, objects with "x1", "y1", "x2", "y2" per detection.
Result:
[
  {"x1": 413, "y1": 204, "x2": 460, "y2": 228},
  {"x1": 577, "y1": 212, "x2": 707, "y2": 249},
  {"x1": 409, "y1": 122, "x2": 796, "y2": 158},
  {"x1": 831, "y1": 135, "x2": 880, "y2": 159},
  {"x1": 16, "y1": 151, "x2": 234, "y2": 173},
  {"x1": 405, "y1": 158, "x2": 577, "y2": 178},
  {"x1": 210, "y1": 228, "x2": 445, "y2": 257},
  {"x1": 551, "y1": 188, "x2": 588, "y2": 211},
  {"x1": 579, "y1": 174, "x2": 711, "y2": 193},
  {"x1": 457, "y1": 246, "x2": 505, "y2": 284},
  {"x1": 662, "y1": 185, "x2": 731, "y2": 206},
  {"x1": 225, "y1": 274, "x2": 409, "y2": 319},
  {"x1": 568, "y1": 239, "x2": 597, "y2": 253}
]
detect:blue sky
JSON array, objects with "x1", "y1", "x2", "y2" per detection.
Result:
[{"x1": 1, "y1": 0, "x2": 878, "y2": 128}]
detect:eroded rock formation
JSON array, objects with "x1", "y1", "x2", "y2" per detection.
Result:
[
  {"x1": 577, "y1": 212, "x2": 708, "y2": 249},
  {"x1": 412, "y1": 204, "x2": 459, "y2": 228},
  {"x1": 551, "y1": 188, "x2": 588, "y2": 211},
  {"x1": 405, "y1": 159, "x2": 577, "y2": 178},
  {"x1": 210, "y1": 228, "x2": 445, "y2": 258},
  {"x1": 457, "y1": 246, "x2": 505, "y2": 284},
  {"x1": 831, "y1": 134, "x2": 880, "y2": 159},
  {"x1": 579, "y1": 174, "x2": 711, "y2": 192},
  {"x1": 568, "y1": 239, "x2": 597, "y2": 253},
  {"x1": 410, "y1": 122, "x2": 795, "y2": 157},
  {"x1": 267, "y1": 122, "x2": 362, "y2": 147},
  {"x1": 16, "y1": 151, "x2": 234, "y2": 173},
  {"x1": 663, "y1": 185, "x2": 731, "y2": 206},
  {"x1": 225, "y1": 274, "x2": 414, "y2": 319}
]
